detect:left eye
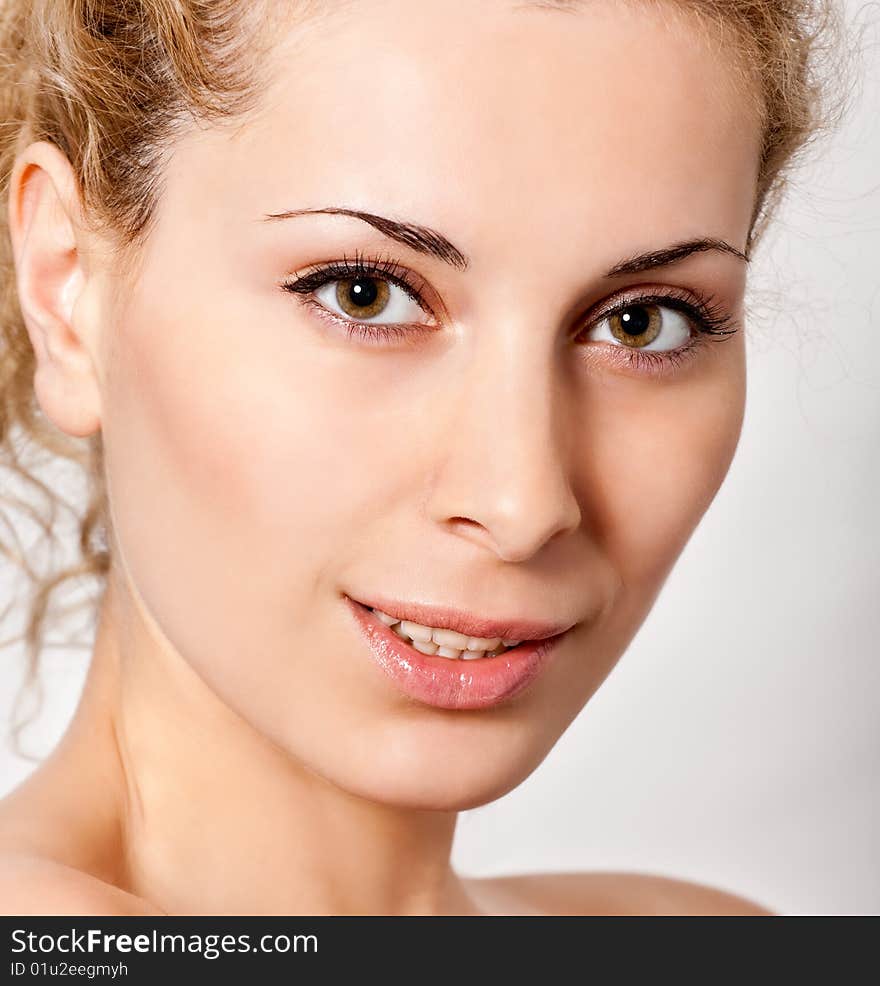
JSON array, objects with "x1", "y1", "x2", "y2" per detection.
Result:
[
  {"x1": 313, "y1": 276, "x2": 431, "y2": 325},
  {"x1": 589, "y1": 303, "x2": 692, "y2": 351}
]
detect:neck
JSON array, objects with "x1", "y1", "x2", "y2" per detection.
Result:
[{"x1": 63, "y1": 571, "x2": 481, "y2": 915}]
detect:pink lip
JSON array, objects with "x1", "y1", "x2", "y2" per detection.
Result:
[
  {"x1": 344, "y1": 595, "x2": 571, "y2": 711},
  {"x1": 347, "y1": 593, "x2": 577, "y2": 642}
]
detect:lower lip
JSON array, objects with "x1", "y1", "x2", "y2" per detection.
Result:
[{"x1": 344, "y1": 595, "x2": 568, "y2": 711}]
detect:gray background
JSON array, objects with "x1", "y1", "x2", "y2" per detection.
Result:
[{"x1": 1, "y1": 0, "x2": 878, "y2": 916}]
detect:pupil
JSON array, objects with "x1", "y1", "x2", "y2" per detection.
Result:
[
  {"x1": 347, "y1": 278, "x2": 378, "y2": 309},
  {"x1": 620, "y1": 306, "x2": 650, "y2": 336}
]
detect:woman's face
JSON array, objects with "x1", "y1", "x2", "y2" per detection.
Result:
[{"x1": 91, "y1": 0, "x2": 760, "y2": 808}]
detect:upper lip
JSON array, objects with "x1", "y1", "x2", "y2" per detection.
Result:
[{"x1": 346, "y1": 593, "x2": 578, "y2": 642}]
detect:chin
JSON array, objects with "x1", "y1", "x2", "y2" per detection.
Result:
[{"x1": 295, "y1": 725, "x2": 552, "y2": 812}]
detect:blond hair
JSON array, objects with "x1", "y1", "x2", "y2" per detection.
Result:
[{"x1": 0, "y1": 0, "x2": 856, "y2": 749}]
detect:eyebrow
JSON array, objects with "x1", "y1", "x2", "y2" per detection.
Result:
[
  {"x1": 262, "y1": 206, "x2": 748, "y2": 276},
  {"x1": 262, "y1": 206, "x2": 469, "y2": 271},
  {"x1": 605, "y1": 237, "x2": 750, "y2": 276}
]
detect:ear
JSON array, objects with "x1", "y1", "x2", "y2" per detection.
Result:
[{"x1": 7, "y1": 140, "x2": 102, "y2": 438}]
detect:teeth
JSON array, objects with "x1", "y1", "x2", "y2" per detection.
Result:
[
  {"x1": 370, "y1": 608, "x2": 520, "y2": 661},
  {"x1": 436, "y1": 646, "x2": 463, "y2": 659},
  {"x1": 398, "y1": 620, "x2": 434, "y2": 643},
  {"x1": 432, "y1": 626, "x2": 472, "y2": 649}
]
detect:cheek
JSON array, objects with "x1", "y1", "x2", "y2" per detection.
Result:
[
  {"x1": 99, "y1": 283, "x2": 382, "y2": 675},
  {"x1": 586, "y1": 355, "x2": 746, "y2": 593}
]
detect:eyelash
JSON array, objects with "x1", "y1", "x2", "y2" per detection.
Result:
[{"x1": 279, "y1": 250, "x2": 739, "y2": 378}]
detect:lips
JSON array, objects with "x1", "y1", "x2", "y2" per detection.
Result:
[
  {"x1": 347, "y1": 593, "x2": 577, "y2": 642},
  {"x1": 344, "y1": 595, "x2": 571, "y2": 711}
]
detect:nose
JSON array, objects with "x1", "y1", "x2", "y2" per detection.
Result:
[{"x1": 425, "y1": 335, "x2": 582, "y2": 563}]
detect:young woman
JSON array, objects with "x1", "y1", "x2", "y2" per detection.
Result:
[{"x1": 0, "y1": 0, "x2": 849, "y2": 914}]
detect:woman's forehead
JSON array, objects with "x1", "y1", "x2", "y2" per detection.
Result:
[{"x1": 159, "y1": 0, "x2": 760, "y2": 262}]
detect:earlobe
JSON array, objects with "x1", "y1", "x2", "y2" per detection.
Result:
[{"x1": 7, "y1": 140, "x2": 102, "y2": 439}]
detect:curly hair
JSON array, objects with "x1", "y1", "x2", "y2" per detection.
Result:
[{"x1": 0, "y1": 0, "x2": 858, "y2": 753}]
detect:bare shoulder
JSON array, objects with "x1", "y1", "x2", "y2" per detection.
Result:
[
  {"x1": 0, "y1": 852, "x2": 164, "y2": 916},
  {"x1": 472, "y1": 870, "x2": 776, "y2": 916}
]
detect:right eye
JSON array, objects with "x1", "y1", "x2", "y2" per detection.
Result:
[
  {"x1": 311, "y1": 274, "x2": 432, "y2": 325},
  {"x1": 280, "y1": 252, "x2": 439, "y2": 335}
]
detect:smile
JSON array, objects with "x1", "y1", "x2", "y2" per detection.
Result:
[
  {"x1": 370, "y1": 607, "x2": 521, "y2": 660},
  {"x1": 344, "y1": 595, "x2": 573, "y2": 711}
]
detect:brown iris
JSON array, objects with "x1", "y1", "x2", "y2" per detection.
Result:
[
  {"x1": 608, "y1": 304, "x2": 663, "y2": 348},
  {"x1": 335, "y1": 277, "x2": 390, "y2": 319}
]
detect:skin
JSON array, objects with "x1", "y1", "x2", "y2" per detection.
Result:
[{"x1": 0, "y1": 0, "x2": 774, "y2": 914}]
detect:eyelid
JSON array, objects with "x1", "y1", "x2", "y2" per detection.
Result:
[{"x1": 589, "y1": 283, "x2": 697, "y2": 319}]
